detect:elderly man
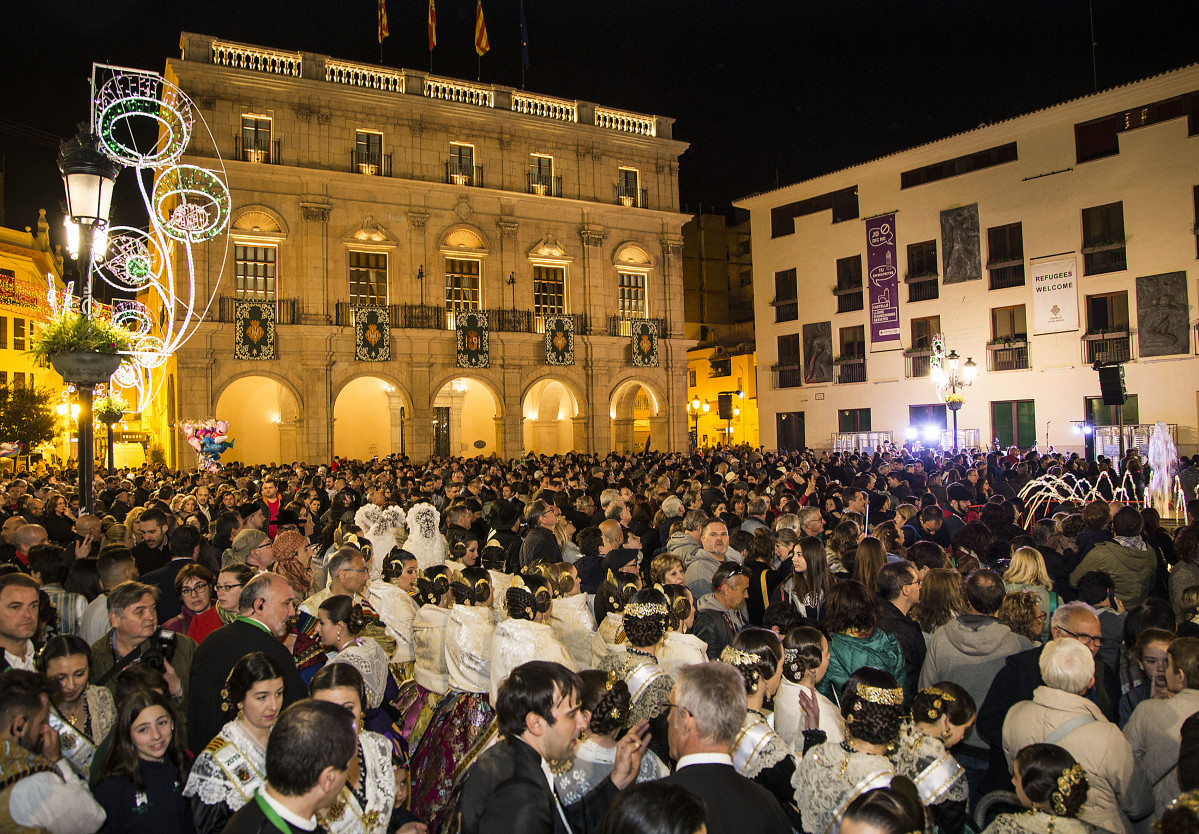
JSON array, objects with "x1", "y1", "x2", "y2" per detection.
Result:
[
  {"x1": 300, "y1": 547, "x2": 370, "y2": 616},
  {"x1": 518, "y1": 499, "x2": 561, "y2": 569},
  {"x1": 0, "y1": 516, "x2": 25, "y2": 567},
  {"x1": 11, "y1": 524, "x2": 47, "y2": 571},
  {"x1": 684, "y1": 518, "x2": 732, "y2": 599},
  {"x1": 221, "y1": 528, "x2": 274, "y2": 570},
  {"x1": 660, "y1": 662, "x2": 790, "y2": 834},
  {"x1": 188, "y1": 573, "x2": 306, "y2": 751},
  {"x1": 1002, "y1": 639, "x2": 1152, "y2": 834},
  {"x1": 691, "y1": 562, "x2": 750, "y2": 660}
]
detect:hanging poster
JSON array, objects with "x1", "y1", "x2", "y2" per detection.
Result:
[
  {"x1": 1030, "y1": 257, "x2": 1079, "y2": 335},
  {"x1": 233, "y1": 300, "x2": 276, "y2": 360},
  {"x1": 630, "y1": 320, "x2": 659, "y2": 367},
  {"x1": 456, "y1": 310, "x2": 489, "y2": 367},
  {"x1": 866, "y1": 213, "x2": 900, "y2": 343},
  {"x1": 354, "y1": 305, "x2": 391, "y2": 361},
  {"x1": 544, "y1": 315, "x2": 575, "y2": 366}
]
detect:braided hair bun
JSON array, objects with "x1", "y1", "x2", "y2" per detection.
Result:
[
  {"x1": 579, "y1": 669, "x2": 631, "y2": 738},
  {"x1": 415, "y1": 566, "x2": 451, "y2": 607},
  {"x1": 506, "y1": 573, "x2": 552, "y2": 620},
  {"x1": 1015, "y1": 743, "x2": 1090, "y2": 818},
  {"x1": 781, "y1": 626, "x2": 826, "y2": 684},
  {"x1": 621, "y1": 588, "x2": 672, "y2": 648},
  {"x1": 659, "y1": 584, "x2": 692, "y2": 630}
]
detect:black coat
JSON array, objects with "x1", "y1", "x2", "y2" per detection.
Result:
[
  {"x1": 518, "y1": 527, "x2": 562, "y2": 569},
  {"x1": 221, "y1": 796, "x2": 329, "y2": 834},
  {"x1": 876, "y1": 597, "x2": 926, "y2": 701},
  {"x1": 460, "y1": 736, "x2": 616, "y2": 834},
  {"x1": 187, "y1": 619, "x2": 306, "y2": 752},
  {"x1": 659, "y1": 763, "x2": 791, "y2": 834},
  {"x1": 131, "y1": 541, "x2": 171, "y2": 575},
  {"x1": 141, "y1": 557, "x2": 192, "y2": 623}
]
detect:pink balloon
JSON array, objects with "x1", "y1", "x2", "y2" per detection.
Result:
[
  {"x1": 181, "y1": 425, "x2": 195, "y2": 437},
  {"x1": 187, "y1": 436, "x2": 201, "y2": 451},
  {"x1": 216, "y1": 420, "x2": 230, "y2": 433}
]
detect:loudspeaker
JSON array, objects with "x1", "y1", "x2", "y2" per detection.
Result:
[
  {"x1": 1098, "y1": 365, "x2": 1126, "y2": 406},
  {"x1": 717, "y1": 393, "x2": 733, "y2": 421}
]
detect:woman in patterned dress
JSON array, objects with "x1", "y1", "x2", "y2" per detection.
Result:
[
  {"x1": 39, "y1": 635, "x2": 116, "y2": 780},
  {"x1": 317, "y1": 594, "x2": 401, "y2": 745},
  {"x1": 394, "y1": 566, "x2": 453, "y2": 748},
  {"x1": 590, "y1": 570, "x2": 641, "y2": 667},
  {"x1": 981, "y1": 744, "x2": 1102, "y2": 834},
  {"x1": 184, "y1": 652, "x2": 284, "y2": 834},
  {"x1": 540, "y1": 562, "x2": 596, "y2": 668},
  {"x1": 891, "y1": 682, "x2": 975, "y2": 834}
]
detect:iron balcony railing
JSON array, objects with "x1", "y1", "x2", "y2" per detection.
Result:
[
  {"x1": 907, "y1": 277, "x2": 939, "y2": 302},
  {"x1": 534, "y1": 312, "x2": 586, "y2": 335},
  {"x1": 1082, "y1": 246, "x2": 1127, "y2": 276},
  {"x1": 235, "y1": 136, "x2": 281, "y2": 164},
  {"x1": 217, "y1": 296, "x2": 297, "y2": 324},
  {"x1": 614, "y1": 185, "x2": 648, "y2": 208},
  {"x1": 988, "y1": 263, "x2": 1025, "y2": 289},
  {"x1": 446, "y1": 161, "x2": 483, "y2": 187},
  {"x1": 905, "y1": 351, "x2": 932, "y2": 378},
  {"x1": 351, "y1": 150, "x2": 392, "y2": 176},
  {"x1": 608, "y1": 314, "x2": 667, "y2": 337},
  {"x1": 527, "y1": 173, "x2": 563, "y2": 197},
  {"x1": 772, "y1": 366, "x2": 803, "y2": 389},
  {"x1": 835, "y1": 359, "x2": 867, "y2": 384},
  {"x1": 987, "y1": 342, "x2": 1030, "y2": 371},
  {"x1": 1083, "y1": 332, "x2": 1132, "y2": 364}
]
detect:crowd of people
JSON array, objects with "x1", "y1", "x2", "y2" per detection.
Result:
[{"x1": 0, "y1": 442, "x2": 1197, "y2": 834}]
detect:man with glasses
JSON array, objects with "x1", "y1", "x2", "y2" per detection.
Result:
[
  {"x1": 518, "y1": 499, "x2": 562, "y2": 569},
  {"x1": 795, "y1": 507, "x2": 824, "y2": 541},
  {"x1": 299, "y1": 548, "x2": 370, "y2": 616},
  {"x1": 692, "y1": 562, "x2": 750, "y2": 660},
  {"x1": 141, "y1": 525, "x2": 205, "y2": 623},
  {"x1": 876, "y1": 560, "x2": 925, "y2": 701},
  {"x1": 976, "y1": 601, "x2": 1120, "y2": 795}
]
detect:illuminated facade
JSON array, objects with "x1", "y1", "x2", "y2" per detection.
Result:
[
  {"x1": 739, "y1": 65, "x2": 1199, "y2": 455},
  {"x1": 158, "y1": 32, "x2": 691, "y2": 465}
]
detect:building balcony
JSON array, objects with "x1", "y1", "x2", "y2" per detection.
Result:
[
  {"x1": 614, "y1": 185, "x2": 648, "y2": 208},
  {"x1": 772, "y1": 298, "x2": 798, "y2": 323},
  {"x1": 836, "y1": 289, "x2": 864, "y2": 314},
  {"x1": 986, "y1": 340, "x2": 1030, "y2": 371},
  {"x1": 904, "y1": 350, "x2": 932, "y2": 378},
  {"x1": 485, "y1": 308, "x2": 533, "y2": 333},
  {"x1": 771, "y1": 365, "x2": 803, "y2": 389},
  {"x1": 1083, "y1": 331, "x2": 1131, "y2": 364},
  {"x1": 608, "y1": 314, "x2": 667, "y2": 337},
  {"x1": 834, "y1": 357, "x2": 866, "y2": 384},
  {"x1": 445, "y1": 162, "x2": 483, "y2": 187},
  {"x1": 396, "y1": 304, "x2": 444, "y2": 329},
  {"x1": 1082, "y1": 244, "x2": 1127, "y2": 276},
  {"x1": 527, "y1": 173, "x2": 563, "y2": 197},
  {"x1": 906, "y1": 274, "x2": 939, "y2": 302},
  {"x1": 351, "y1": 150, "x2": 392, "y2": 176},
  {"x1": 987, "y1": 261, "x2": 1025, "y2": 289},
  {"x1": 217, "y1": 295, "x2": 298, "y2": 324},
  {"x1": 534, "y1": 312, "x2": 586, "y2": 335},
  {"x1": 235, "y1": 136, "x2": 280, "y2": 164}
]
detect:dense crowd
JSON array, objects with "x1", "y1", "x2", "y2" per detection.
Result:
[{"x1": 0, "y1": 443, "x2": 1198, "y2": 834}]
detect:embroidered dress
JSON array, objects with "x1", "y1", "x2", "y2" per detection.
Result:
[
  {"x1": 317, "y1": 730, "x2": 396, "y2": 834},
  {"x1": 735, "y1": 709, "x2": 802, "y2": 832},
  {"x1": 48, "y1": 685, "x2": 115, "y2": 779},
  {"x1": 490, "y1": 617, "x2": 575, "y2": 701},
  {"x1": 356, "y1": 504, "x2": 406, "y2": 582},
  {"x1": 404, "y1": 504, "x2": 447, "y2": 571},
  {"x1": 554, "y1": 737, "x2": 669, "y2": 806},
  {"x1": 409, "y1": 604, "x2": 495, "y2": 834},
  {"x1": 981, "y1": 812, "x2": 1106, "y2": 834},
  {"x1": 551, "y1": 593, "x2": 597, "y2": 669},
  {"x1": 774, "y1": 678, "x2": 844, "y2": 752},
  {"x1": 366, "y1": 581, "x2": 420, "y2": 667},
  {"x1": 328, "y1": 637, "x2": 392, "y2": 710},
  {"x1": 597, "y1": 652, "x2": 672, "y2": 726},
  {"x1": 488, "y1": 570, "x2": 514, "y2": 623},
  {"x1": 183, "y1": 719, "x2": 267, "y2": 834},
  {"x1": 590, "y1": 612, "x2": 626, "y2": 667},
  {"x1": 892, "y1": 722, "x2": 969, "y2": 834},
  {"x1": 394, "y1": 604, "x2": 450, "y2": 748},
  {"x1": 794, "y1": 744, "x2": 894, "y2": 834},
  {"x1": 659, "y1": 630, "x2": 708, "y2": 680}
]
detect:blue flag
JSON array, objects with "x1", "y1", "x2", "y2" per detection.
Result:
[{"x1": 520, "y1": 1, "x2": 529, "y2": 70}]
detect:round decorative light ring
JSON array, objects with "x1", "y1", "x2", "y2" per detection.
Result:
[
  {"x1": 133, "y1": 336, "x2": 168, "y2": 369},
  {"x1": 111, "y1": 301, "x2": 154, "y2": 338},
  {"x1": 94, "y1": 226, "x2": 162, "y2": 291},
  {"x1": 95, "y1": 72, "x2": 193, "y2": 168},
  {"x1": 153, "y1": 165, "x2": 230, "y2": 242},
  {"x1": 112, "y1": 362, "x2": 139, "y2": 388}
]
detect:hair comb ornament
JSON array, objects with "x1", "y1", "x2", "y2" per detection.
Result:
[
  {"x1": 854, "y1": 683, "x2": 904, "y2": 705},
  {"x1": 624, "y1": 602, "x2": 670, "y2": 618}
]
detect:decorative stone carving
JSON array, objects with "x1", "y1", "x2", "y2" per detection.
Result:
[
  {"x1": 407, "y1": 212, "x2": 430, "y2": 231},
  {"x1": 301, "y1": 202, "x2": 332, "y2": 222},
  {"x1": 497, "y1": 220, "x2": 519, "y2": 240},
  {"x1": 455, "y1": 196, "x2": 473, "y2": 221},
  {"x1": 579, "y1": 226, "x2": 606, "y2": 248}
]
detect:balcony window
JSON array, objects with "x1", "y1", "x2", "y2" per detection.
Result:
[
  {"x1": 235, "y1": 244, "x2": 277, "y2": 301},
  {"x1": 615, "y1": 168, "x2": 646, "y2": 207},
  {"x1": 835, "y1": 255, "x2": 864, "y2": 313},
  {"x1": 838, "y1": 408, "x2": 871, "y2": 432},
  {"x1": 13, "y1": 318, "x2": 24, "y2": 351},
  {"x1": 533, "y1": 265, "x2": 566, "y2": 331},
  {"x1": 988, "y1": 304, "x2": 1029, "y2": 370},
  {"x1": 775, "y1": 333, "x2": 802, "y2": 389},
  {"x1": 774, "y1": 268, "x2": 798, "y2": 323},
  {"x1": 618, "y1": 272, "x2": 647, "y2": 318},
  {"x1": 0, "y1": 313, "x2": 7, "y2": 349},
  {"x1": 987, "y1": 222, "x2": 1025, "y2": 288},
  {"x1": 445, "y1": 258, "x2": 481, "y2": 327},
  {"x1": 1082, "y1": 202, "x2": 1127, "y2": 275},
  {"x1": 354, "y1": 131, "x2": 386, "y2": 175},
  {"x1": 906, "y1": 316, "x2": 940, "y2": 378},
  {"x1": 448, "y1": 144, "x2": 477, "y2": 186},
  {"x1": 348, "y1": 251, "x2": 386, "y2": 305},
  {"x1": 1084, "y1": 291, "x2": 1131, "y2": 363},
  {"x1": 528, "y1": 155, "x2": 560, "y2": 196},
  {"x1": 240, "y1": 116, "x2": 272, "y2": 163}
]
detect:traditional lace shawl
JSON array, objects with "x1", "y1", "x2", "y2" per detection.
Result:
[
  {"x1": 892, "y1": 721, "x2": 968, "y2": 805},
  {"x1": 488, "y1": 570, "x2": 514, "y2": 623},
  {"x1": 183, "y1": 719, "x2": 267, "y2": 812},
  {"x1": 366, "y1": 581, "x2": 420, "y2": 664},
  {"x1": 355, "y1": 505, "x2": 405, "y2": 582},
  {"x1": 981, "y1": 812, "x2": 1099, "y2": 834},
  {"x1": 329, "y1": 638, "x2": 391, "y2": 709},
  {"x1": 659, "y1": 631, "x2": 708, "y2": 680},
  {"x1": 590, "y1": 612, "x2": 627, "y2": 668},
  {"x1": 446, "y1": 604, "x2": 496, "y2": 693},
  {"x1": 733, "y1": 711, "x2": 791, "y2": 780},
  {"x1": 598, "y1": 652, "x2": 673, "y2": 725},
  {"x1": 774, "y1": 679, "x2": 844, "y2": 752},
  {"x1": 85, "y1": 685, "x2": 116, "y2": 743},
  {"x1": 551, "y1": 593, "x2": 597, "y2": 669},
  {"x1": 318, "y1": 731, "x2": 395, "y2": 834},
  {"x1": 404, "y1": 503, "x2": 447, "y2": 570},
  {"x1": 555, "y1": 738, "x2": 670, "y2": 806},
  {"x1": 794, "y1": 744, "x2": 894, "y2": 834},
  {"x1": 490, "y1": 618, "x2": 575, "y2": 701},
  {"x1": 413, "y1": 604, "x2": 451, "y2": 695}
]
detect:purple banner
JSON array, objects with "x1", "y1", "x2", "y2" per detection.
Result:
[{"x1": 866, "y1": 214, "x2": 900, "y2": 343}]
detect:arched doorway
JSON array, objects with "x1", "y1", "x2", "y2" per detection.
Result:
[
  {"x1": 522, "y1": 378, "x2": 581, "y2": 456},
  {"x1": 432, "y1": 377, "x2": 500, "y2": 457},
  {"x1": 215, "y1": 376, "x2": 300, "y2": 465},
  {"x1": 610, "y1": 380, "x2": 661, "y2": 453},
  {"x1": 334, "y1": 376, "x2": 409, "y2": 461}
]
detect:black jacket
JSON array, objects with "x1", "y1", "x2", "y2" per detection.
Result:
[
  {"x1": 141, "y1": 558, "x2": 192, "y2": 623},
  {"x1": 660, "y1": 762, "x2": 791, "y2": 834},
  {"x1": 876, "y1": 596, "x2": 926, "y2": 701},
  {"x1": 518, "y1": 527, "x2": 562, "y2": 569},
  {"x1": 221, "y1": 796, "x2": 329, "y2": 834},
  {"x1": 460, "y1": 736, "x2": 616, "y2": 834},
  {"x1": 131, "y1": 541, "x2": 171, "y2": 575}
]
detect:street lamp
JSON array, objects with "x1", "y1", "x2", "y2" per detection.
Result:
[
  {"x1": 59, "y1": 123, "x2": 120, "y2": 514},
  {"x1": 933, "y1": 346, "x2": 977, "y2": 454},
  {"x1": 688, "y1": 397, "x2": 710, "y2": 452}
]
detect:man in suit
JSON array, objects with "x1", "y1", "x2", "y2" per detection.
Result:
[
  {"x1": 659, "y1": 661, "x2": 791, "y2": 834},
  {"x1": 187, "y1": 573, "x2": 306, "y2": 751},
  {"x1": 141, "y1": 525, "x2": 203, "y2": 623},
  {"x1": 221, "y1": 699, "x2": 355, "y2": 834},
  {"x1": 460, "y1": 660, "x2": 649, "y2": 834}
]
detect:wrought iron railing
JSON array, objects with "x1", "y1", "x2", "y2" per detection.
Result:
[
  {"x1": 351, "y1": 150, "x2": 391, "y2": 176},
  {"x1": 1082, "y1": 246, "x2": 1127, "y2": 276},
  {"x1": 772, "y1": 366, "x2": 803, "y2": 389},
  {"x1": 1083, "y1": 332, "x2": 1131, "y2": 364},
  {"x1": 235, "y1": 136, "x2": 281, "y2": 164},
  {"x1": 446, "y1": 162, "x2": 483, "y2": 187},
  {"x1": 216, "y1": 296, "x2": 297, "y2": 324},
  {"x1": 988, "y1": 263, "x2": 1025, "y2": 289},
  {"x1": 987, "y1": 342, "x2": 1030, "y2": 371},
  {"x1": 835, "y1": 359, "x2": 867, "y2": 384},
  {"x1": 905, "y1": 352, "x2": 932, "y2": 378},
  {"x1": 613, "y1": 185, "x2": 648, "y2": 208},
  {"x1": 607, "y1": 314, "x2": 667, "y2": 337},
  {"x1": 527, "y1": 173, "x2": 562, "y2": 197}
]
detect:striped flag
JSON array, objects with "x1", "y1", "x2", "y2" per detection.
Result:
[
  {"x1": 378, "y1": 0, "x2": 389, "y2": 43},
  {"x1": 428, "y1": 0, "x2": 437, "y2": 50},
  {"x1": 474, "y1": 0, "x2": 490, "y2": 56}
]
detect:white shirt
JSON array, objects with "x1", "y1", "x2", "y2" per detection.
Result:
[
  {"x1": 675, "y1": 752, "x2": 734, "y2": 769},
  {"x1": 4, "y1": 640, "x2": 36, "y2": 671},
  {"x1": 79, "y1": 594, "x2": 110, "y2": 645},
  {"x1": 9, "y1": 759, "x2": 106, "y2": 834},
  {"x1": 539, "y1": 753, "x2": 573, "y2": 831},
  {"x1": 261, "y1": 786, "x2": 318, "y2": 831}
]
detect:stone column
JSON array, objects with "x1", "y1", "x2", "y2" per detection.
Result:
[
  {"x1": 611, "y1": 418, "x2": 634, "y2": 453},
  {"x1": 407, "y1": 212, "x2": 429, "y2": 307},
  {"x1": 386, "y1": 391, "x2": 405, "y2": 456},
  {"x1": 572, "y1": 416, "x2": 590, "y2": 454},
  {"x1": 300, "y1": 202, "x2": 332, "y2": 324}
]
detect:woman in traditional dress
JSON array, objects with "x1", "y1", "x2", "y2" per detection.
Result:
[
  {"x1": 317, "y1": 594, "x2": 401, "y2": 744},
  {"x1": 657, "y1": 584, "x2": 707, "y2": 679},
  {"x1": 489, "y1": 573, "x2": 575, "y2": 701},
  {"x1": 404, "y1": 503, "x2": 447, "y2": 571},
  {"x1": 590, "y1": 570, "x2": 641, "y2": 667},
  {"x1": 184, "y1": 652, "x2": 285, "y2": 834},
  {"x1": 891, "y1": 683, "x2": 975, "y2": 834},
  {"x1": 981, "y1": 744, "x2": 1098, "y2": 834},
  {"x1": 554, "y1": 670, "x2": 669, "y2": 805},
  {"x1": 163, "y1": 564, "x2": 223, "y2": 644},
  {"x1": 395, "y1": 566, "x2": 453, "y2": 748},
  {"x1": 443, "y1": 528, "x2": 481, "y2": 573},
  {"x1": 794, "y1": 668, "x2": 904, "y2": 834},
  {"x1": 368, "y1": 548, "x2": 421, "y2": 675},
  {"x1": 841, "y1": 777, "x2": 929, "y2": 834},
  {"x1": 721, "y1": 627, "x2": 802, "y2": 832},
  {"x1": 408, "y1": 567, "x2": 495, "y2": 833},
  {"x1": 38, "y1": 635, "x2": 115, "y2": 780},
  {"x1": 541, "y1": 561, "x2": 596, "y2": 668},
  {"x1": 775, "y1": 625, "x2": 843, "y2": 752}
]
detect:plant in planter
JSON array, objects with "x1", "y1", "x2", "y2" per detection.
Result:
[
  {"x1": 903, "y1": 345, "x2": 933, "y2": 355},
  {"x1": 94, "y1": 392, "x2": 128, "y2": 471},
  {"x1": 28, "y1": 312, "x2": 134, "y2": 384}
]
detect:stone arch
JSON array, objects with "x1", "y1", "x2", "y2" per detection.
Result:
[
  {"x1": 232, "y1": 204, "x2": 289, "y2": 238},
  {"x1": 611, "y1": 240, "x2": 655, "y2": 270},
  {"x1": 427, "y1": 369, "x2": 505, "y2": 417},
  {"x1": 609, "y1": 376, "x2": 665, "y2": 453},
  {"x1": 520, "y1": 374, "x2": 585, "y2": 456},
  {"x1": 439, "y1": 223, "x2": 491, "y2": 255},
  {"x1": 332, "y1": 374, "x2": 411, "y2": 461},
  {"x1": 609, "y1": 376, "x2": 664, "y2": 419},
  {"x1": 431, "y1": 374, "x2": 504, "y2": 458},
  {"x1": 215, "y1": 368, "x2": 305, "y2": 414},
  {"x1": 214, "y1": 373, "x2": 303, "y2": 464},
  {"x1": 330, "y1": 370, "x2": 413, "y2": 413}
]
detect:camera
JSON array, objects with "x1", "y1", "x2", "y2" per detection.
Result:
[{"x1": 137, "y1": 629, "x2": 178, "y2": 673}]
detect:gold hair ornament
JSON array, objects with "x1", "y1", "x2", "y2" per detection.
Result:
[
  {"x1": 720, "y1": 645, "x2": 759, "y2": 667},
  {"x1": 1051, "y1": 764, "x2": 1085, "y2": 816},
  {"x1": 854, "y1": 683, "x2": 904, "y2": 706},
  {"x1": 624, "y1": 602, "x2": 670, "y2": 619}
]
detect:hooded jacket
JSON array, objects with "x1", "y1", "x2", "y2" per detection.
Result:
[
  {"x1": 1069, "y1": 539, "x2": 1155, "y2": 607},
  {"x1": 919, "y1": 615, "x2": 1032, "y2": 710},
  {"x1": 818, "y1": 628, "x2": 907, "y2": 702},
  {"x1": 683, "y1": 548, "x2": 722, "y2": 599},
  {"x1": 666, "y1": 530, "x2": 702, "y2": 563}
]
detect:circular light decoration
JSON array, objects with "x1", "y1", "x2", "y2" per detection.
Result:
[
  {"x1": 112, "y1": 361, "x2": 140, "y2": 388},
  {"x1": 94, "y1": 71, "x2": 193, "y2": 168},
  {"x1": 111, "y1": 300, "x2": 154, "y2": 338},
  {"x1": 93, "y1": 226, "x2": 162, "y2": 291},
  {"x1": 133, "y1": 336, "x2": 167, "y2": 369},
  {"x1": 152, "y1": 165, "x2": 230, "y2": 242}
]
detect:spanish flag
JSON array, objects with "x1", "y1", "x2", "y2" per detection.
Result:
[
  {"x1": 428, "y1": 0, "x2": 437, "y2": 51},
  {"x1": 474, "y1": 0, "x2": 490, "y2": 56},
  {"x1": 378, "y1": 0, "x2": 389, "y2": 43}
]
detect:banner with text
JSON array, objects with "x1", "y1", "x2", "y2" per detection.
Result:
[
  {"x1": 1031, "y1": 257, "x2": 1079, "y2": 335},
  {"x1": 866, "y1": 214, "x2": 900, "y2": 344}
]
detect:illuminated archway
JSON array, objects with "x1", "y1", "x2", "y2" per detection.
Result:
[
  {"x1": 609, "y1": 379, "x2": 662, "y2": 453},
  {"x1": 334, "y1": 376, "x2": 411, "y2": 460},
  {"x1": 432, "y1": 376, "x2": 500, "y2": 457},
  {"x1": 214, "y1": 376, "x2": 300, "y2": 464},
  {"x1": 521, "y1": 377, "x2": 582, "y2": 455}
]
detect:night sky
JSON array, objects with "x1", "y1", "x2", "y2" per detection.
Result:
[{"x1": 2, "y1": 1, "x2": 1198, "y2": 244}]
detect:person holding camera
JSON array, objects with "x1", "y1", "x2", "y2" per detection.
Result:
[{"x1": 87, "y1": 580, "x2": 197, "y2": 740}]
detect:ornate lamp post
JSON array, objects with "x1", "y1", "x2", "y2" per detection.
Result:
[
  {"x1": 932, "y1": 344, "x2": 977, "y2": 454},
  {"x1": 688, "y1": 397, "x2": 710, "y2": 452},
  {"x1": 58, "y1": 124, "x2": 120, "y2": 514}
]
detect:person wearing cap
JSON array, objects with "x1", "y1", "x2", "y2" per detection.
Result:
[
  {"x1": 943, "y1": 483, "x2": 974, "y2": 540},
  {"x1": 107, "y1": 485, "x2": 132, "y2": 523},
  {"x1": 238, "y1": 501, "x2": 266, "y2": 533},
  {"x1": 222, "y1": 529, "x2": 274, "y2": 570}
]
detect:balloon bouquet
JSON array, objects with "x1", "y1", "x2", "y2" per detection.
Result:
[
  {"x1": 177, "y1": 419, "x2": 234, "y2": 471},
  {"x1": 0, "y1": 443, "x2": 20, "y2": 459}
]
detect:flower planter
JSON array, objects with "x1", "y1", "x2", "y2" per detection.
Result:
[
  {"x1": 50, "y1": 352, "x2": 123, "y2": 385},
  {"x1": 946, "y1": 400, "x2": 964, "y2": 412}
]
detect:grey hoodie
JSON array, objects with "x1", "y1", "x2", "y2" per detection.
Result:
[
  {"x1": 666, "y1": 530, "x2": 701, "y2": 563},
  {"x1": 919, "y1": 614, "x2": 1033, "y2": 710},
  {"x1": 684, "y1": 548, "x2": 721, "y2": 599}
]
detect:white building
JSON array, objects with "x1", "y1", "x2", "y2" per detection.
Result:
[{"x1": 737, "y1": 64, "x2": 1199, "y2": 456}]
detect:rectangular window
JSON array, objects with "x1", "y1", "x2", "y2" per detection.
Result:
[
  {"x1": 836, "y1": 256, "x2": 863, "y2": 314},
  {"x1": 1082, "y1": 202, "x2": 1127, "y2": 275},
  {"x1": 617, "y1": 272, "x2": 647, "y2": 317},
  {"x1": 12, "y1": 372, "x2": 24, "y2": 389},
  {"x1": 989, "y1": 305, "x2": 1029, "y2": 370},
  {"x1": 911, "y1": 316, "x2": 940, "y2": 349},
  {"x1": 617, "y1": 168, "x2": 641, "y2": 207},
  {"x1": 770, "y1": 186, "x2": 859, "y2": 237},
  {"x1": 533, "y1": 265, "x2": 566, "y2": 328},
  {"x1": 907, "y1": 241, "x2": 938, "y2": 278},
  {"x1": 775, "y1": 334, "x2": 802, "y2": 388},
  {"x1": 0, "y1": 372, "x2": 6, "y2": 387},
  {"x1": 1086, "y1": 291, "x2": 1129, "y2": 332},
  {"x1": 0, "y1": 316, "x2": 6, "y2": 349},
  {"x1": 348, "y1": 251, "x2": 387, "y2": 305},
  {"x1": 710, "y1": 358, "x2": 731, "y2": 377},
  {"x1": 355, "y1": 131, "x2": 384, "y2": 175},
  {"x1": 528, "y1": 155, "x2": 557, "y2": 196},
  {"x1": 991, "y1": 305, "x2": 1027, "y2": 340},
  {"x1": 240, "y1": 116, "x2": 272, "y2": 162},
  {"x1": 1193, "y1": 185, "x2": 1199, "y2": 258},
  {"x1": 838, "y1": 408, "x2": 871, "y2": 433},
  {"x1": 900, "y1": 142, "x2": 1017, "y2": 189},
  {"x1": 987, "y1": 222, "x2": 1025, "y2": 289},
  {"x1": 13, "y1": 318, "x2": 24, "y2": 351},
  {"x1": 1087, "y1": 394, "x2": 1139, "y2": 426},
  {"x1": 445, "y1": 258, "x2": 481, "y2": 319},
  {"x1": 992, "y1": 400, "x2": 1036, "y2": 449},
  {"x1": 234, "y1": 244, "x2": 277, "y2": 300},
  {"x1": 774, "y1": 268, "x2": 798, "y2": 323},
  {"x1": 839, "y1": 324, "x2": 865, "y2": 358},
  {"x1": 688, "y1": 369, "x2": 696, "y2": 387},
  {"x1": 449, "y1": 144, "x2": 475, "y2": 185}
]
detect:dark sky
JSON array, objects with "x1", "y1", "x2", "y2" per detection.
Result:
[{"x1": 3, "y1": 0, "x2": 1198, "y2": 242}]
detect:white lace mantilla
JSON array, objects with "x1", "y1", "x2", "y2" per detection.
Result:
[
  {"x1": 794, "y1": 744, "x2": 894, "y2": 834},
  {"x1": 490, "y1": 617, "x2": 576, "y2": 701},
  {"x1": 404, "y1": 504, "x2": 447, "y2": 570},
  {"x1": 413, "y1": 604, "x2": 451, "y2": 694},
  {"x1": 551, "y1": 593, "x2": 597, "y2": 669},
  {"x1": 892, "y1": 722, "x2": 968, "y2": 805},
  {"x1": 981, "y1": 812, "x2": 1099, "y2": 834},
  {"x1": 318, "y1": 731, "x2": 396, "y2": 834},
  {"x1": 183, "y1": 719, "x2": 267, "y2": 812},
  {"x1": 555, "y1": 738, "x2": 670, "y2": 806},
  {"x1": 659, "y1": 631, "x2": 708, "y2": 680},
  {"x1": 775, "y1": 679, "x2": 845, "y2": 752},
  {"x1": 329, "y1": 638, "x2": 390, "y2": 709},
  {"x1": 590, "y1": 613, "x2": 626, "y2": 668},
  {"x1": 446, "y1": 604, "x2": 496, "y2": 693},
  {"x1": 489, "y1": 570, "x2": 514, "y2": 623},
  {"x1": 355, "y1": 505, "x2": 406, "y2": 581}
]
